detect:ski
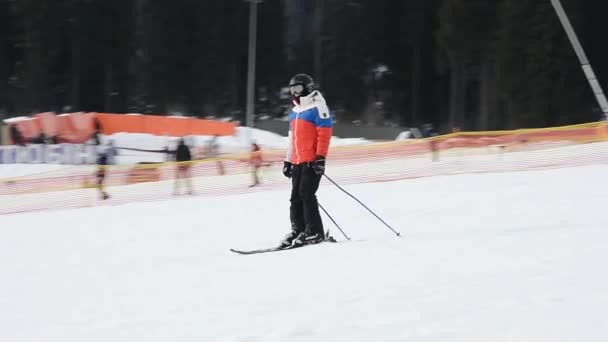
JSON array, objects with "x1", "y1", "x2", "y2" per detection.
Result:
[
  {"x1": 229, "y1": 244, "x2": 301, "y2": 255},
  {"x1": 230, "y1": 234, "x2": 337, "y2": 255}
]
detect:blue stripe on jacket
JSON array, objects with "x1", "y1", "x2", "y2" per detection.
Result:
[{"x1": 288, "y1": 107, "x2": 333, "y2": 129}]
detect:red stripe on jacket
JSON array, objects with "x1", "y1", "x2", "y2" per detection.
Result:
[{"x1": 289, "y1": 119, "x2": 332, "y2": 164}]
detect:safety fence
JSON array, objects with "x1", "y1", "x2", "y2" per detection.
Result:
[
  {"x1": 1, "y1": 121, "x2": 607, "y2": 215},
  {"x1": 2, "y1": 112, "x2": 236, "y2": 144}
]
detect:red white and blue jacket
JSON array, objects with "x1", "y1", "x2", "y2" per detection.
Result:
[{"x1": 285, "y1": 90, "x2": 333, "y2": 164}]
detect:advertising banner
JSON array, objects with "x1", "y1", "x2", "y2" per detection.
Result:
[{"x1": 0, "y1": 144, "x2": 99, "y2": 164}]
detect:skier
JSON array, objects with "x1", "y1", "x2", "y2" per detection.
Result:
[
  {"x1": 174, "y1": 137, "x2": 193, "y2": 195},
  {"x1": 207, "y1": 135, "x2": 225, "y2": 175},
  {"x1": 280, "y1": 74, "x2": 333, "y2": 247},
  {"x1": 96, "y1": 151, "x2": 110, "y2": 200},
  {"x1": 105, "y1": 140, "x2": 118, "y2": 164},
  {"x1": 9, "y1": 124, "x2": 25, "y2": 146},
  {"x1": 249, "y1": 141, "x2": 263, "y2": 187},
  {"x1": 91, "y1": 118, "x2": 102, "y2": 145}
]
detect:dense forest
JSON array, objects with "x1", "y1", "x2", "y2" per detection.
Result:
[{"x1": 1, "y1": 0, "x2": 607, "y2": 132}]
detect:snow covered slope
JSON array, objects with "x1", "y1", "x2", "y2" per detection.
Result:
[{"x1": 1, "y1": 164, "x2": 607, "y2": 341}]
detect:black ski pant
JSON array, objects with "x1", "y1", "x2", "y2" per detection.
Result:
[{"x1": 290, "y1": 163, "x2": 324, "y2": 236}]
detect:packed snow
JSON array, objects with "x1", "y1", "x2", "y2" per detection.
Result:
[{"x1": 1, "y1": 161, "x2": 607, "y2": 341}]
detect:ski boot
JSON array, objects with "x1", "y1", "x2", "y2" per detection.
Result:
[
  {"x1": 293, "y1": 230, "x2": 325, "y2": 246},
  {"x1": 280, "y1": 230, "x2": 300, "y2": 248}
]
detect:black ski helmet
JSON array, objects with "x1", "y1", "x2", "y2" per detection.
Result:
[{"x1": 288, "y1": 74, "x2": 314, "y2": 97}]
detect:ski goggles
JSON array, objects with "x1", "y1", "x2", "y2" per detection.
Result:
[{"x1": 289, "y1": 84, "x2": 304, "y2": 96}]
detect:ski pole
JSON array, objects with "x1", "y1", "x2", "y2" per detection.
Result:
[
  {"x1": 318, "y1": 203, "x2": 350, "y2": 240},
  {"x1": 323, "y1": 174, "x2": 401, "y2": 237}
]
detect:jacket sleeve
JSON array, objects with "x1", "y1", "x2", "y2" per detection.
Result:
[
  {"x1": 314, "y1": 104, "x2": 332, "y2": 157},
  {"x1": 285, "y1": 114, "x2": 293, "y2": 162}
]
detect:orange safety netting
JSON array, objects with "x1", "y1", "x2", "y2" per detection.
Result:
[
  {"x1": 1, "y1": 121, "x2": 607, "y2": 215},
  {"x1": 6, "y1": 112, "x2": 237, "y2": 144}
]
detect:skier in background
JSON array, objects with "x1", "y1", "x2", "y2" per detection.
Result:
[
  {"x1": 280, "y1": 74, "x2": 333, "y2": 247},
  {"x1": 9, "y1": 124, "x2": 25, "y2": 146},
  {"x1": 96, "y1": 151, "x2": 110, "y2": 200},
  {"x1": 91, "y1": 118, "x2": 102, "y2": 145},
  {"x1": 249, "y1": 141, "x2": 263, "y2": 187},
  {"x1": 105, "y1": 140, "x2": 118, "y2": 164},
  {"x1": 207, "y1": 135, "x2": 225, "y2": 175},
  {"x1": 174, "y1": 137, "x2": 193, "y2": 195}
]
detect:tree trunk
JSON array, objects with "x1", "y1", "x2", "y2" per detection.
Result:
[
  {"x1": 104, "y1": 52, "x2": 113, "y2": 112},
  {"x1": 478, "y1": 52, "x2": 496, "y2": 130},
  {"x1": 410, "y1": 5, "x2": 429, "y2": 127},
  {"x1": 0, "y1": 1, "x2": 9, "y2": 114},
  {"x1": 410, "y1": 34, "x2": 422, "y2": 126},
  {"x1": 313, "y1": 0, "x2": 322, "y2": 87},
  {"x1": 129, "y1": 0, "x2": 147, "y2": 112},
  {"x1": 0, "y1": 41, "x2": 8, "y2": 114},
  {"x1": 70, "y1": 22, "x2": 81, "y2": 111},
  {"x1": 23, "y1": 16, "x2": 43, "y2": 112},
  {"x1": 229, "y1": 63, "x2": 239, "y2": 113},
  {"x1": 448, "y1": 56, "x2": 466, "y2": 131}
]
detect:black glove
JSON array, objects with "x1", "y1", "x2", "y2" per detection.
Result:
[
  {"x1": 311, "y1": 155, "x2": 325, "y2": 176},
  {"x1": 282, "y1": 161, "x2": 292, "y2": 178}
]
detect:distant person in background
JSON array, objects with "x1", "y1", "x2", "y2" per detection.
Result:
[
  {"x1": 96, "y1": 152, "x2": 110, "y2": 200},
  {"x1": 174, "y1": 138, "x2": 193, "y2": 195},
  {"x1": 207, "y1": 135, "x2": 225, "y2": 175},
  {"x1": 9, "y1": 124, "x2": 25, "y2": 146},
  {"x1": 92, "y1": 118, "x2": 102, "y2": 145},
  {"x1": 105, "y1": 140, "x2": 118, "y2": 164},
  {"x1": 430, "y1": 139, "x2": 439, "y2": 162},
  {"x1": 31, "y1": 132, "x2": 47, "y2": 144},
  {"x1": 249, "y1": 141, "x2": 263, "y2": 187},
  {"x1": 163, "y1": 145, "x2": 171, "y2": 162},
  {"x1": 422, "y1": 123, "x2": 438, "y2": 138}
]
